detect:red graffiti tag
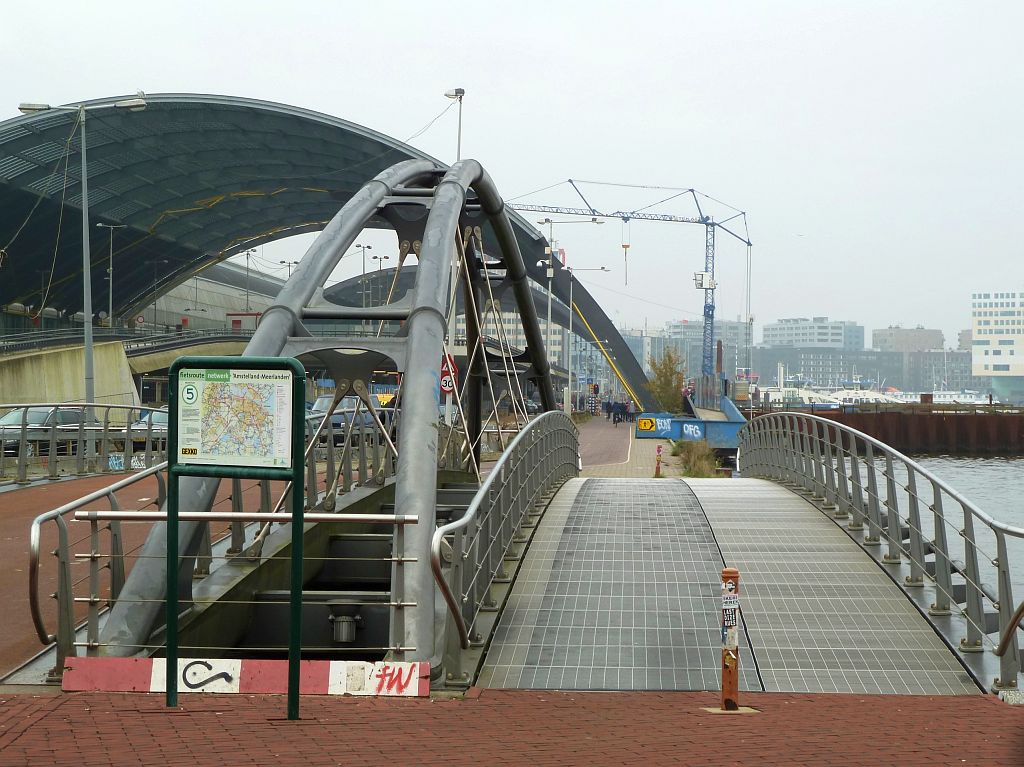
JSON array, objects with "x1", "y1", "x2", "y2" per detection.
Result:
[{"x1": 374, "y1": 663, "x2": 416, "y2": 695}]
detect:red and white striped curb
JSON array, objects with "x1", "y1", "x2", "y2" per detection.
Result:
[{"x1": 62, "y1": 657, "x2": 431, "y2": 697}]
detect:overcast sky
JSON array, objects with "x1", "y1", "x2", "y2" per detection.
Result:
[{"x1": 3, "y1": 1, "x2": 1021, "y2": 347}]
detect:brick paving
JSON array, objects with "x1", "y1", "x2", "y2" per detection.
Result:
[
  {"x1": 0, "y1": 688, "x2": 1021, "y2": 766},
  {"x1": 578, "y1": 416, "x2": 665, "y2": 478}
]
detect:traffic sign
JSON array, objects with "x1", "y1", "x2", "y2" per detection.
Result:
[
  {"x1": 136, "y1": 315, "x2": 146, "y2": 325},
  {"x1": 440, "y1": 354, "x2": 458, "y2": 394}
]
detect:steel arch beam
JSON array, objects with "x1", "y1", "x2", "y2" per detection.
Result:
[{"x1": 99, "y1": 159, "x2": 555, "y2": 664}]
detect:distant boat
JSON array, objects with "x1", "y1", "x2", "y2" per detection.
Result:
[
  {"x1": 889, "y1": 390, "x2": 995, "y2": 405},
  {"x1": 758, "y1": 386, "x2": 842, "y2": 409},
  {"x1": 829, "y1": 389, "x2": 902, "y2": 405}
]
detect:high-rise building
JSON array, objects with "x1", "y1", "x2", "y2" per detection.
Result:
[
  {"x1": 761, "y1": 317, "x2": 864, "y2": 351},
  {"x1": 872, "y1": 326, "x2": 944, "y2": 353},
  {"x1": 957, "y1": 329, "x2": 972, "y2": 352},
  {"x1": 971, "y1": 289, "x2": 1023, "y2": 401},
  {"x1": 664, "y1": 318, "x2": 753, "y2": 376}
]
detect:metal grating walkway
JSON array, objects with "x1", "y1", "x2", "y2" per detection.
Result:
[
  {"x1": 477, "y1": 478, "x2": 761, "y2": 690},
  {"x1": 686, "y1": 478, "x2": 979, "y2": 695}
]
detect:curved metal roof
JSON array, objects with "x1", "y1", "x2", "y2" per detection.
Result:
[
  {"x1": 0, "y1": 93, "x2": 655, "y2": 407},
  {"x1": 0, "y1": 93, "x2": 444, "y2": 317}
]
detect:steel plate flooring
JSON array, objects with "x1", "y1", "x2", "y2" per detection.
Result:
[
  {"x1": 686, "y1": 478, "x2": 979, "y2": 695},
  {"x1": 477, "y1": 478, "x2": 761, "y2": 691}
]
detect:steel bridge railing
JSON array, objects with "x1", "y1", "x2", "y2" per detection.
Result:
[
  {"x1": 430, "y1": 411, "x2": 578, "y2": 661},
  {"x1": 738, "y1": 412, "x2": 1024, "y2": 691},
  {"x1": 28, "y1": 463, "x2": 167, "y2": 680},
  {"x1": 0, "y1": 402, "x2": 170, "y2": 484},
  {"x1": 25, "y1": 395, "x2": 440, "y2": 679}
]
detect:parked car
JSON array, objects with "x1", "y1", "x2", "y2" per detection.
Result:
[
  {"x1": 309, "y1": 395, "x2": 375, "y2": 445},
  {"x1": 0, "y1": 406, "x2": 93, "y2": 457},
  {"x1": 128, "y1": 408, "x2": 168, "y2": 450}
]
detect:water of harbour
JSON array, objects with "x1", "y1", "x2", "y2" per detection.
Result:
[
  {"x1": 912, "y1": 456, "x2": 1024, "y2": 531},
  {"x1": 906, "y1": 455, "x2": 1024, "y2": 604}
]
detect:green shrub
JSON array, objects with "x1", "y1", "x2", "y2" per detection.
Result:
[{"x1": 674, "y1": 439, "x2": 719, "y2": 478}]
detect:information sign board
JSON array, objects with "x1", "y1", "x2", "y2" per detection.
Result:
[{"x1": 176, "y1": 367, "x2": 293, "y2": 468}]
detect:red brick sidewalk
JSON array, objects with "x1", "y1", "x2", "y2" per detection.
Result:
[
  {"x1": 577, "y1": 415, "x2": 631, "y2": 468},
  {"x1": 0, "y1": 688, "x2": 1020, "y2": 766}
]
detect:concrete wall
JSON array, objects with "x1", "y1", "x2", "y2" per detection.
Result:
[
  {"x1": 127, "y1": 340, "x2": 248, "y2": 375},
  {"x1": 0, "y1": 341, "x2": 139, "y2": 406}
]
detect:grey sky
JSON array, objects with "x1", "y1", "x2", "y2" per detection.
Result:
[{"x1": 3, "y1": 1, "x2": 1020, "y2": 347}]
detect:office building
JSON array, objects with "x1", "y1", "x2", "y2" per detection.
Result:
[{"x1": 761, "y1": 317, "x2": 864, "y2": 351}]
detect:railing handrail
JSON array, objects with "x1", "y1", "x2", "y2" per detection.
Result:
[
  {"x1": 430, "y1": 410, "x2": 576, "y2": 650},
  {"x1": 740, "y1": 411, "x2": 1024, "y2": 691},
  {"x1": 28, "y1": 462, "x2": 167, "y2": 645},
  {"x1": 74, "y1": 510, "x2": 418, "y2": 524},
  {"x1": 995, "y1": 600, "x2": 1024, "y2": 658},
  {"x1": 741, "y1": 412, "x2": 1024, "y2": 540},
  {"x1": 0, "y1": 401, "x2": 145, "y2": 411}
]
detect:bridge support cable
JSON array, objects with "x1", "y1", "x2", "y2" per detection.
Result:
[
  {"x1": 477, "y1": 243, "x2": 532, "y2": 430},
  {"x1": 95, "y1": 158, "x2": 555, "y2": 667}
]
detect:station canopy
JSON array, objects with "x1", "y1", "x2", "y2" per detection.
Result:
[{"x1": 0, "y1": 93, "x2": 544, "y2": 319}]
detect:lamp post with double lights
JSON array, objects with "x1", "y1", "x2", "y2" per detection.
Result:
[
  {"x1": 18, "y1": 93, "x2": 147, "y2": 417},
  {"x1": 280, "y1": 259, "x2": 300, "y2": 279},
  {"x1": 565, "y1": 266, "x2": 610, "y2": 413},
  {"x1": 371, "y1": 254, "x2": 391, "y2": 305},
  {"x1": 96, "y1": 222, "x2": 126, "y2": 328},
  {"x1": 355, "y1": 243, "x2": 372, "y2": 315},
  {"x1": 535, "y1": 216, "x2": 603, "y2": 369}
]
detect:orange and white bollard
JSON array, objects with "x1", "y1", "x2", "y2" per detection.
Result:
[{"x1": 720, "y1": 567, "x2": 740, "y2": 711}]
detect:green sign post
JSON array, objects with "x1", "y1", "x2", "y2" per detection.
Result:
[{"x1": 166, "y1": 356, "x2": 306, "y2": 719}]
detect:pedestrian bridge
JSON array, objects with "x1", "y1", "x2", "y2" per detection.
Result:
[
  {"x1": 480, "y1": 469, "x2": 974, "y2": 695},
  {"x1": 3, "y1": 154, "x2": 1022, "y2": 703}
]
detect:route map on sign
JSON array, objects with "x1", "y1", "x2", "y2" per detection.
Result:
[{"x1": 177, "y1": 369, "x2": 293, "y2": 468}]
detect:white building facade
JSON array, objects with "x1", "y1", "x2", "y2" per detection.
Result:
[{"x1": 971, "y1": 289, "x2": 1024, "y2": 400}]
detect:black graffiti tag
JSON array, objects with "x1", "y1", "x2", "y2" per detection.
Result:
[{"x1": 181, "y1": 659, "x2": 234, "y2": 690}]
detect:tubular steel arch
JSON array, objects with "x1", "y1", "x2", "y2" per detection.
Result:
[{"x1": 100, "y1": 159, "x2": 556, "y2": 666}]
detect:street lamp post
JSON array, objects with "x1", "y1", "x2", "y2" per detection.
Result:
[
  {"x1": 242, "y1": 248, "x2": 256, "y2": 311},
  {"x1": 150, "y1": 259, "x2": 168, "y2": 330},
  {"x1": 355, "y1": 244, "x2": 372, "y2": 307},
  {"x1": 280, "y1": 259, "x2": 300, "y2": 279},
  {"x1": 19, "y1": 94, "x2": 147, "y2": 415},
  {"x1": 535, "y1": 217, "x2": 603, "y2": 370},
  {"x1": 371, "y1": 254, "x2": 391, "y2": 305},
  {"x1": 444, "y1": 88, "x2": 465, "y2": 161},
  {"x1": 565, "y1": 266, "x2": 610, "y2": 413},
  {"x1": 96, "y1": 222, "x2": 126, "y2": 328}
]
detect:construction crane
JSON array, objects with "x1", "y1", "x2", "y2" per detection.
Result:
[{"x1": 510, "y1": 180, "x2": 752, "y2": 377}]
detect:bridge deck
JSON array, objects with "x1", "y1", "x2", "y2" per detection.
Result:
[{"x1": 479, "y1": 427, "x2": 978, "y2": 694}]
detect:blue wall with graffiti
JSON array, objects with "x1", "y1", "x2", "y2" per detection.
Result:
[
  {"x1": 634, "y1": 410, "x2": 743, "y2": 449},
  {"x1": 634, "y1": 413, "x2": 706, "y2": 440}
]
